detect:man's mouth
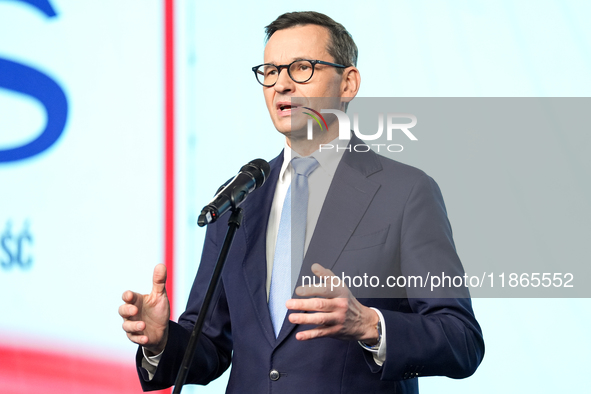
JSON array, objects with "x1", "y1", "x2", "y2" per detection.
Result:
[{"x1": 276, "y1": 102, "x2": 298, "y2": 114}]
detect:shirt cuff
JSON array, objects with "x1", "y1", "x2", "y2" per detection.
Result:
[
  {"x1": 358, "y1": 307, "x2": 387, "y2": 366},
  {"x1": 141, "y1": 347, "x2": 164, "y2": 380}
]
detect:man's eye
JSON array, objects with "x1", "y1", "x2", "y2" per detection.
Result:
[{"x1": 265, "y1": 69, "x2": 277, "y2": 76}]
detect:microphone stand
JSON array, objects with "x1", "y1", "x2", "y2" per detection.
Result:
[{"x1": 172, "y1": 207, "x2": 244, "y2": 394}]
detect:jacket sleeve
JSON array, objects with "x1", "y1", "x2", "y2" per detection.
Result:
[{"x1": 365, "y1": 174, "x2": 484, "y2": 381}]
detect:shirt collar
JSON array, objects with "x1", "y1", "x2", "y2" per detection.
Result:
[{"x1": 279, "y1": 133, "x2": 351, "y2": 183}]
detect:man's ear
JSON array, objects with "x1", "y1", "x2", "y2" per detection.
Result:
[{"x1": 340, "y1": 66, "x2": 361, "y2": 104}]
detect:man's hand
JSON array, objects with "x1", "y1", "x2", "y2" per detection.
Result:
[
  {"x1": 119, "y1": 264, "x2": 170, "y2": 355},
  {"x1": 286, "y1": 263, "x2": 379, "y2": 343}
]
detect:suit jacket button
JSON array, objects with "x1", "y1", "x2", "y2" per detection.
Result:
[{"x1": 269, "y1": 370, "x2": 280, "y2": 381}]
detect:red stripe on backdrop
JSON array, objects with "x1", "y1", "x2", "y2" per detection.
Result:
[
  {"x1": 164, "y1": 0, "x2": 175, "y2": 316},
  {"x1": 163, "y1": 0, "x2": 175, "y2": 392},
  {"x1": 0, "y1": 345, "x2": 145, "y2": 394}
]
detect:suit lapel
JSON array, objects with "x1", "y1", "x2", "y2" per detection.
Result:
[
  {"x1": 241, "y1": 153, "x2": 283, "y2": 347},
  {"x1": 276, "y1": 136, "x2": 383, "y2": 344}
]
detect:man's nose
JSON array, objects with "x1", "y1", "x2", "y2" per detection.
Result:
[{"x1": 274, "y1": 67, "x2": 295, "y2": 93}]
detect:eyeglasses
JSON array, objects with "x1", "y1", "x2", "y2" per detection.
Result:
[{"x1": 252, "y1": 59, "x2": 347, "y2": 87}]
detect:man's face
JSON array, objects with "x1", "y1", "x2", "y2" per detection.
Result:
[{"x1": 263, "y1": 24, "x2": 344, "y2": 139}]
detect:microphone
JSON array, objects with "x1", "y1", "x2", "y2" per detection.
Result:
[{"x1": 198, "y1": 159, "x2": 270, "y2": 227}]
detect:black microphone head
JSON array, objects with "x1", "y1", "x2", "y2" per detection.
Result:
[
  {"x1": 197, "y1": 214, "x2": 208, "y2": 227},
  {"x1": 240, "y1": 158, "x2": 270, "y2": 188}
]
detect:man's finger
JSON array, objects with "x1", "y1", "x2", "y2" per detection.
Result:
[
  {"x1": 122, "y1": 320, "x2": 145, "y2": 334},
  {"x1": 152, "y1": 264, "x2": 167, "y2": 296},
  {"x1": 118, "y1": 303, "x2": 138, "y2": 319},
  {"x1": 289, "y1": 311, "x2": 340, "y2": 326},
  {"x1": 311, "y1": 263, "x2": 334, "y2": 278},
  {"x1": 286, "y1": 297, "x2": 336, "y2": 312},
  {"x1": 306, "y1": 263, "x2": 348, "y2": 295},
  {"x1": 122, "y1": 290, "x2": 140, "y2": 304},
  {"x1": 126, "y1": 333, "x2": 149, "y2": 346},
  {"x1": 295, "y1": 326, "x2": 340, "y2": 341},
  {"x1": 295, "y1": 283, "x2": 334, "y2": 297}
]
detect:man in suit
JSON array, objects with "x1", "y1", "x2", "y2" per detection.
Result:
[{"x1": 119, "y1": 11, "x2": 484, "y2": 393}]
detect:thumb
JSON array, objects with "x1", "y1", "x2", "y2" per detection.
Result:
[
  {"x1": 311, "y1": 263, "x2": 334, "y2": 278},
  {"x1": 311, "y1": 263, "x2": 348, "y2": 295},
  {"x1": 151, "y1": 264, "x2": 168, "y2": 296}
]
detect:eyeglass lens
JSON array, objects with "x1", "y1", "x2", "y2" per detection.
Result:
[{"x1": 256, "y1": 60, "x2": 314, "y2": 86}]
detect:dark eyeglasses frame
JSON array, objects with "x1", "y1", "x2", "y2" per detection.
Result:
[{"x1": 252, "y1": 59, "x2": 347, "y2": 87}]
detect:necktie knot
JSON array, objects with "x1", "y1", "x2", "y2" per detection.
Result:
[{"x1": 291, "y1": 157, "x2": 319, "y2": 177}]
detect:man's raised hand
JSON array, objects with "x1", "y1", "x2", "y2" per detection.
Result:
[{"x1": 119, "y1": 264, "x2": 170, "y2": 355}]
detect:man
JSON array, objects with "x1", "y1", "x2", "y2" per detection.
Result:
[{"x1": 119, "y1": 11, "x2": 484, "y2": 393}]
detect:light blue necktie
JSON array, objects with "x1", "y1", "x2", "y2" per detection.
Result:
[{"x1": 268, "y1": 157, "x2": 319, "y2": 337}]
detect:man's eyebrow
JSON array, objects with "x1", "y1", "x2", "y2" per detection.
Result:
[{"x1": 264, "y1": 57, "x2": 313, "y2": 65}]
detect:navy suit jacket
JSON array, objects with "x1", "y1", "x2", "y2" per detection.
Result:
[{"x1": 137, "y1": 136, "x2": 485, "y2": 393}]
